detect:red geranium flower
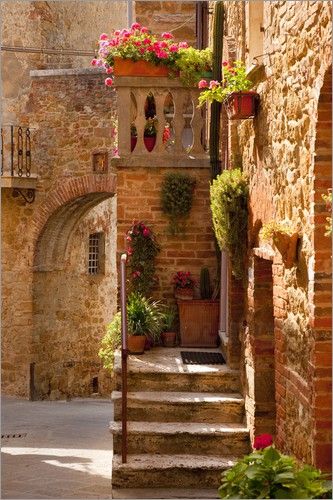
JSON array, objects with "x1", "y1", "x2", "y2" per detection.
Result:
[{"x1": 253, "y1": 434, "x2": 273, "y2": 450}]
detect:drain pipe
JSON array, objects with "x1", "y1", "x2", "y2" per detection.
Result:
[
  {"x1": 209, "y1": 1, "x2": 228, "y2": 344},
  {"x1": 127, "y1": 0, "x2": 133, "y2": 28}
]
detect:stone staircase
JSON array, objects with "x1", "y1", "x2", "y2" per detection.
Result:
[{"x1": 110, "y1": 347, "x2": 250, "y2": 499}]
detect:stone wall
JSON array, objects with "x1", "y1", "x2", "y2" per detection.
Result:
[
  {"x1": 1, "y1": 70, "x2": 118, "y2": 399},
  {"x1": 222, "y1": 1, "x2": 332, "y2": 469}
]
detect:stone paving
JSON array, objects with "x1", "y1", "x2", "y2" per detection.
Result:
[{"x1": 1, "y1": 396, "x2": 113, "y2": 499}]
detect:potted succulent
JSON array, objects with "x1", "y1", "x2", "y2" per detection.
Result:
[
  {"x1": 198, "y1": 60, "x2": 259, "y2": 119},
  {"x1": 161, "y1": 307, "x2": 177, "y2": 347},
  {"x1": 172, "y1": 271, "x2": 196, "y2": 301}
]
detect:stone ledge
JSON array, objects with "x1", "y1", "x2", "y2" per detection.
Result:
[
  {"x1": 30, "y1": 67, "x2": 104, "y2": 78},
  {"x1": 1, "y1": 174, "x2": 38, "y2": 189},
  {"x1": 112, "y1": 156, "x2": 210, "y2": 169},
  {"x1": 252, "y1": 246, "x2": 275, "y2": 261}
]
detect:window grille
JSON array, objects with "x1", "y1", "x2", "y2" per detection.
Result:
[{"x1": 88, "y1": 233, "x2": 103, "y2": 275}]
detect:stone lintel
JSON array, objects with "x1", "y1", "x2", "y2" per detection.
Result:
[
  {"x1": 1, "y1": 174, "x2": 38, "y2": 189},
  {"x1": 112, "y1": 156, "x2": 210, "y2": 169},
  {"x1": 252, "y1": 246, "x2": 275, "y2": 261}
]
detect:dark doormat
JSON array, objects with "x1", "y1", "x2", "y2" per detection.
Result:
[{"x1": 181, "y1": 351, "x2": 226, "y2": 365}]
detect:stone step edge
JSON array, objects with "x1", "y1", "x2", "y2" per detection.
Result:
[
  {"x1": 111, "y1": 487, "x2": 219, "y2": 499},
  {"x1": 111, "y1": 391, "x2": 244, "y2": 403},
  {"x1": 112, "y1": 453, "x2": 237, "y2": 470},
  {"x1": 110, "y1": 421, "x2": 249, "y2": 435}
]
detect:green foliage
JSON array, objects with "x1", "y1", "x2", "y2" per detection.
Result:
[
  {"x1": 200, "y1": 267, "x2": 212, "y2": 299},
  {"x1": 175, "y1": 47, "x2": 212, "y2": 86},
  {"x1": 126, "y1": 292, "x2": 163, "y2": 340},
  {"x1": 161, "y1": 172, "x2": 196, "y2": 235},
  {"x1": 218, "y1": 446, "x2": 332, "y2": 499},
  {"x1": 210, "y1": 169, "x2": 248, "y2": 279},
  {"x1": 260, "y1": 221, "x2": 293, "y2": 242},
  {"x1": 322, "y1": 191, "x2": 332, "y2": 236},
  {"x1": 98, "y1": 312, "x2": 121, "y2": 371},
  {"x1": 127, "y1": 221, "x2": 160, "y2": 295},
  {"x1": 161, "y1": 306, "x2": 177, "y2": 332}
]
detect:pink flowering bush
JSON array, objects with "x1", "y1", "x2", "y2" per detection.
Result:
[
  {"x1": 198, "y1": 60, "x2": 253, "y2": 106},
  {"x1": 126, "y1": 221, "x2": 160, "y2": 295},
  {"x1": 172, "y1": 271, "x2": 196, "y2": 290},
  {"x1": 91, "y1": 22, "x2": 189, "y2": 86}
]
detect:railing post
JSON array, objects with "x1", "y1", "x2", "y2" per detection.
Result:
[
  {"x1": 120, "y1": 253, "x2": 128, "y2": 464},
  {"x1": 10, "y1": 125, "x2": 14, "y2": 177}
]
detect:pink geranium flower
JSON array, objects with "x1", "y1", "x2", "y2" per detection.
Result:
[
  {"x1": 209, "y1": 80, "x2": 219, "y2": 89},
  {"x1": 178, "y1": 41, "x2": 188, "y2": 48},
  {"x1": 140, "y1": 27, "x2": 149, "y2": 33},
  {"x1": 198, "y1": 79, "x2": 208, "y2": 89},
  {"x1": 105, "y1": 77, "x2": 113, "y2": 87},
  {"x1": 91, "y1": 58, "x2": 98, "y2": 66},
  {"x1": 106, "y1": 66, "x2": 114, "y2": 74},
  {"x1": 99, "y1": 33, "x2": 108, "y2": 40},
  {"x1": 162, "y1": 32, "x2": 173, "y2": 39},
  {"x1": 131, "y1": 22, "x2": 141, "y2": 31}
]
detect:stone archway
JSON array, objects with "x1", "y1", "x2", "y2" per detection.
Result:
[{"x1": 32, "y1": 173, "x2": 117, "y2": 400}]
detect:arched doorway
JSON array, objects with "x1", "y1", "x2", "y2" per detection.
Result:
[{"x1": 32, "y1": 175, "x2": 117, "y2": 400}]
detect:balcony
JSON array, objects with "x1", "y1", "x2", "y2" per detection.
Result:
[
  {"x1": 1, "y1": 125, "x2": 37, "y2": 202},
  {"x1": 113, "y1": 76, "x2": 210, "y2": 169}
]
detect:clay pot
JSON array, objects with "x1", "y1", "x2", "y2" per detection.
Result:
[
  {"x1": 114, "y1": 57, "x2": 169, "y2": 77},
  {"x1": 174, "y1": 288, "x2": 194, "y2": 301},
  {"x1": 130, "y1": 136, "x2": 156, "y2": 152},
  {"x1": 127, "y1": 335, "x2": 146, "y2": 355},
  {"x1": 225, "y1": 91, "x2": 259, "y2": 120},
  {"x1": 161, "y1": 331, "x2": 177, "y2": 347}
]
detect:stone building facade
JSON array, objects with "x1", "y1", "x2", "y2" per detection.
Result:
[{"x1": 220, "y1": 1, "x2": 332, "y2": 471}]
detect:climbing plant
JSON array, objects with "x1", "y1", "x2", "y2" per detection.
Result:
[
  {"x1": 126, "y1": 221, "x2": 160, "y2": 295},
  {"x1": 161, "y1": 172, "x2": 196, "y2": 235},
  {"x1": 210, "y1": 168, "x2": 248, "y2": 279}
]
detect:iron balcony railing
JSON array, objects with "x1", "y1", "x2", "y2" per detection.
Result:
[
  {"x1": 1, "y1": 125, "x2": 32, "y2": 178},
  {"x1": 120, "y1": 253, "x2": 128, "y2": 463}
]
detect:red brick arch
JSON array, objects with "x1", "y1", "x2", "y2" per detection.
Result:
[{"x1": 33, "y1": 173, "x2": 116, "y2": 269}]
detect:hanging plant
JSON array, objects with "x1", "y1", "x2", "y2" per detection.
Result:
[
  {"x1": 210, "y1": 168, "x2": 248, "y2": 279},
  {"x1": 126, "y1": 221, "x2": 160, "y2": 295},
  {"x1": 161, "y1": 172, "x2": 196, "y2": 235}
]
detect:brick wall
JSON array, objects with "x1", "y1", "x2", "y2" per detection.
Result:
[{"x1": 116, "y1": 165, "x2": 217, "y2": 304}]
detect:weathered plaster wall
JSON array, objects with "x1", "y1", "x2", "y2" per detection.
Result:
[
  {"x1": 223, "y1": 0, "x2": 332, "y2": 469},
  {"x1": 1, "y1": 71, "x2": 118, "y2": 398}
]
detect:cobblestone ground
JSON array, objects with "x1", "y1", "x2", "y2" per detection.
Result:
[{"x1": 1, "y1": 396, "x2": 113, "y2": 499}]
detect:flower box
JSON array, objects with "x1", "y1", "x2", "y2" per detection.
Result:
[
  {"x1": 178, "y1": 300, "x2": 220, "y2": 347},
  {"x1": 225, "y1": 91, "x2": 259, "y2": 120},
  {"x1": 114, "y1": 57, "x2": 169, "y2": 77}
]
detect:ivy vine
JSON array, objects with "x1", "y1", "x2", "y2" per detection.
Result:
[
  {"x1": 210, "y1": 168, "x2": 248, "y2": 279},
  {"x1": 126, "y1": 221, "x2": 160, "y2": 295},
  {"x1": 161, "y1": 172, "x2": 196, "y2": 235}
]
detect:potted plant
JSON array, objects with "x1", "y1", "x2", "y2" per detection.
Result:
[
  {"x1": 161, "y1": 307, "x2": 177, "y2": 347},
  {"x1": 161, "y1": 172, "x2": 196, "y2": 235},
  {"x1": 126, "y1": 292, "x2": 163, "y2": 354},
  {"x1": 177, "y1": 267, "x2": 220, "y2": 348},
  {"x1": 172, "y1": 271, "x2": 196, "y2": 300},
  {"x1": 91, "y1": 23, "x2": 191, "y2": 85},
  {"x1": 198, "y1": 60, "x2": 259, "y2": 119},
  {"x1": 175, "y1": 47, "x2": 212, "y2": 86},
  {"x1": 218, "y1": 433, "x2": 332, "y2": 499}
]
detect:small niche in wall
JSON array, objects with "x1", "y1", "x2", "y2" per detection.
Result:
[{"x1": 92, "y1": 151, "x2": 108, "y2": 173}]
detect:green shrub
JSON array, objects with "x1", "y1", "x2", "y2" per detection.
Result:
[
  {"x1": 98, "y1": 312, "x2": 121, "y2": 371},
  {"x1": 161, "y1": 172, "x2": 196, "y2": 235},
  {"x1": 219, "y1": 445, "x2": 332, "y2": 499},
  {"x1": 210, "y1": 168, "x2": 248, "y2": 279},
  {"x1": 175, "y1": 47, "x2": 212, "y2": 86}
]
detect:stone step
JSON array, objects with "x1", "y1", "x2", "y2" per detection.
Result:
[
  {"x1": 112, "y1": 454, "x2": 236, "y2": 489},
  {"x1": 112, "y1": 391, "x2": 245, "y2": 424},
  {"x1": 113, "y1": 348, "x2": 241, "y2": 393},
  {"x1": 112, "y1": 487, "x2": 218, "y2": 499},
  {"x1": 111, "y1": 421, "x2": 250, "y2": 456}
]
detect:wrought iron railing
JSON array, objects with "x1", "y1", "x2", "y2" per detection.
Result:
[
  {"x1": 120, "y1": 253, "x2": 128, "y2": 463},
  {"x1": 1, "y1": 125, "x2": 32, "y2": 177}
]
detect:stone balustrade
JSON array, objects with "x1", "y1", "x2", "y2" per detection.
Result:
[{"x1": 114, "y1": 76, "x2": 209, "y2": 168}]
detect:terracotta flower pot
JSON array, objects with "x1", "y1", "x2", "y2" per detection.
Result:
[
  {"x1": 174, "y1": 288, "x2": 194, "y2": 301},
  {"x1": 127, "y1": 334, "x2": 146, "y2": 354},
  {"x1": 114, "y1": 57, "x2": 169, "y2": 77},
  {"x1": 161, "y1": 331, "x2": 177, "y2": 347},
  {"x1": 130, "y1": 136, "x2": 156, "y2": 152},
  {"x1": 225, "y1": 91, "x2": 259, "y2": 120}
]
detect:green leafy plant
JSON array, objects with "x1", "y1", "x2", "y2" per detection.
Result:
[
  {"x1": 322, "y1": 191, "x2": 332, "y2": 236},
  {"x1": 210, "y1": 168, "x2": 248, "y2": 279},
  {"x1": 198, "y1": 60, "x2": 253, "y2": 106},
  {"x1": 98, "y1": 312, "x2": 121, "y2": 371},
  {"x1": 161, "y1": 306, "x2": 177, "y2": 332},
  {"x1": 260, "y1": 221, "x2": 293, "y2": 242},
  {"x1": 161, "y1": 172, "x2": 196, "y2": 235},
  {"x1": 127, "y1": 221, "x2": 160, "y2": 295},
  {"x1": 175, "y1": 47, "x2": 212, "y2": 86},
  {"x1": 126, "y1": 292, "x2": 163, "y2": 340},
  {"x1": 219, "y1": 434, "x2": 332, "y2": 499}
]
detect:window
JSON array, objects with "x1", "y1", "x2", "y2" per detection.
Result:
[{"x1": 88, "y1": 233, "x2": 105, "y2": 275}]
